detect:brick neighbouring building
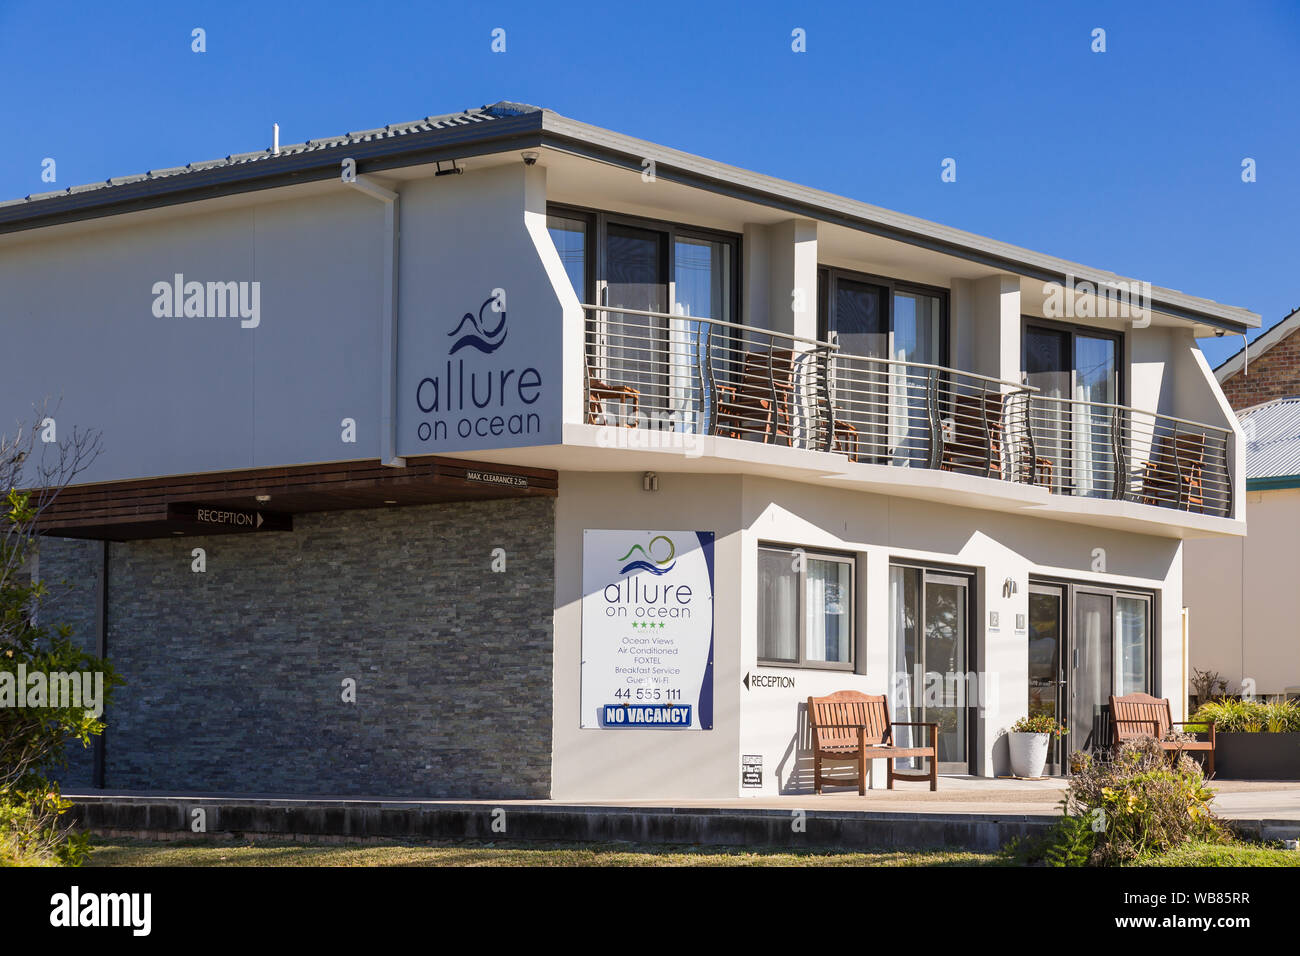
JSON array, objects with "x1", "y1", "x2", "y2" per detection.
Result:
[{"x1": 1217, "y1": 306, "x2": 1300, "y2": 410}]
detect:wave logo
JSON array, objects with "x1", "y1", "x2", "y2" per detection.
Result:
[
  {"x1": 617, "y1": 535, "x2": 676, "y2": 576},
  {"x1": 447, "y1": 294, "x2": 508, "y2": 355}
]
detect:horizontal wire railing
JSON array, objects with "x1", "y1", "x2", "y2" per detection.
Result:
[{"x1": 581, "y1": 305, "x2": 1233, "y2": 517}]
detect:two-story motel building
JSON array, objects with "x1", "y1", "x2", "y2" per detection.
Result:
[{"x1": 0, "y1": 102, "x2": 1255, "y2": 799}]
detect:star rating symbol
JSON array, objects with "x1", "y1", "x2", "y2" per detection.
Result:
[{"x1": 631, "y1": 621, "x2": 667, "y2": 629}]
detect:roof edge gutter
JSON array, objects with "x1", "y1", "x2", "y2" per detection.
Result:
[{"x1": 1246, "y1": 475, "x2": 1300, "y2": 491}]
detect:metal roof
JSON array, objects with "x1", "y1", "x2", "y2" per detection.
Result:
[
  {"x1": 1240, "y1": 397, "x2": 1300, "y2": 480},
  {"x1": 0, "y1": 102, "x2": 538, "y2": 210}
]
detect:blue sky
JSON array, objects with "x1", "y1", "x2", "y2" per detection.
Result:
[{"x1": 3, "y1": 0, "x2": 1295, "y2": 366}]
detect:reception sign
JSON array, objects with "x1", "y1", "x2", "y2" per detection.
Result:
[{"x1": 581, "y1": 530, "x2": 715, "y2": 729}]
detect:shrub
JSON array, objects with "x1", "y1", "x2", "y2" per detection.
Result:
[
  {"x1": 1, "y1": 419, "x2": 114, "y2": 866},
  {"x1": 1006, "y1": 738, "x2": 1226, "y2": 866},
  {"x1": 1063, "y1": 737, "x2": 1225, "y2": 865},
  {"x1": 1192, "y1": 697, "x2": 1300, "y2": 733},
  {"x1": 1190, "y1": 667, "x2": 1228, "y2": 703}
]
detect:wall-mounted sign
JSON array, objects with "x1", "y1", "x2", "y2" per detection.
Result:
[
  {"x1": 167, "y1": 503, "x2": 292, "y2": 533},
  {"x1": 744, "y1": 672, "x2": 795, "y2": 690},
  {"x1": 464, "y1": 469, "x2": 527, "y2": 488},
  {"x1": 581, "y1": 530, "x2": 715, "y2": 730},
  {"x1": 742, "y1": 754, "x2": 763, "y2": 788}
]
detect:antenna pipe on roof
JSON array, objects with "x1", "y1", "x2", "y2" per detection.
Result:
[{"x1": 273, "y1": 123, "x2": 280, "y2": 156}]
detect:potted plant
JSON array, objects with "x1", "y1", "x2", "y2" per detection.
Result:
[
  {"x1": 1190, "y1": 697, "x2": 1300, "y2": 780},
  {"x1": 1007, "y1": 715, "x2": 1067, "y2": 778}
]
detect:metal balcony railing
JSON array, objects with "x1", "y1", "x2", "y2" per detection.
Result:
[
  {"x1": 1025, "y1": 395, "x2": 1232, "y2": 516},
  {"x1": 582, "y1": 305, "x2": 1234, "y2": 518}
]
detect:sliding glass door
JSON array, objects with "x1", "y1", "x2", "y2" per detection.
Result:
[
  {"x1": 890, "y1": 564, "x2": 972, "y2": 773},
  {"x1": 603, "y1": 223, "x2": 669, "y2": 423},
  {"x1": 1024, "y1": 322, "x2": 1122, "y2": 497},
  {"x1": 1028, "y1": 584, "x2": 1066, "y2": 774},
  {"x1": 1029, "y1": 579, "x2": 1155, "y2": 767},
  {"x1": 556, "y1": 207, "x2": 739, "y2": 433},
  {"x1": 821, "y1": 270, "x2": 948, "y2": 464},
  {"x1": 672, "y1": 236, "x2": 732, "y2": 433}
]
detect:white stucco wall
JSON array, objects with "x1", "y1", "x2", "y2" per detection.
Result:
[
  {"x1": 1185, "y1": 488, "x2": 1300, "y2": 697},
  {"x1": 551, "y1": 470, "x2": 1183, "y2": 800}
]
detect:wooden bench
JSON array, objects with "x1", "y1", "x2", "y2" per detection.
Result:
[
  {"x1": 807, "y1": 691, "x2": 939, "y2": 793},
  {"x1": 1109, "y1": 692, "x2": 1216, "y2": 775}
]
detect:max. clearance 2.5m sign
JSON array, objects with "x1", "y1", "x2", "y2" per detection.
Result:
[{"x1": 580, "y1": 530, "x2": 715, "y2": 730}]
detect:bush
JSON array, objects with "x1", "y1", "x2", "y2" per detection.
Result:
[
  {"x1": 1008, "y1": 737, "x2": 1225, "y2": 866},
  {"x1": 1191, "y1": 697, "x2": 1300, "y2": 733},
  {"x1": 1, "y1": 414, "x2": 115, "y2": 866},
  {"x1": 1, "y1": 494, "x2": 118, "y2": 865}
]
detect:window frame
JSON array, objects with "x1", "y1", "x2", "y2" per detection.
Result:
[
  {"x1": 1020, "y1": 315, "x2": 1127, "y2": 408},
  {"x1": 546, "y1": 202, "x2": 742, "y2": 322},
  {"x1": 817, "y1": 265, "x2": 951, "y2": 365},
  {"x1": 757, "y1": 541, "x2": 857, "y2": 671},
  {"x1": 545, "y1": 206, "x2": 596, "y2": 305}
]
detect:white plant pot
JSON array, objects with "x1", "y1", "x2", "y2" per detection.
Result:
[{"x1": 1009, "y1": 731, "x2": 1050, "y2": 778}]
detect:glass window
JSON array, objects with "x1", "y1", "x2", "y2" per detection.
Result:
[
  {"x1": 1115, "y1": 595, "x2": 1150, "y2": 696},
  {"x1": 892, "y1": 291, "x2": 944, "y2": 366},
  {"x1": 758, "y1": 548, "x2": 798, "y2": 663},
  {"x1": 547, "y1": 214, "x2": 588, "y2": 301},
  {"x1": 673, "y1": 236, "x2": 730, "y2": 321},
  {"x1": 758, "y1": 545, "x2": 854, "y2": 668},
  {"x1": 806, "y1": 558, "x2": 851, "y2": 663}
]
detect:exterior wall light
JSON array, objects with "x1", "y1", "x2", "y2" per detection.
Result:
[
  {"x1": 521, "y1": 151, "x2": 539, "y2": 166},
  {"x1": 642, "y1": 472, "x2": 659, "y2": 492},
  {"x1": 1001, "y1": 577, "x2": 1018, "y2": 598},
  {"x1": 255, "y1": 495, "x2": 272, "y2": 503}
]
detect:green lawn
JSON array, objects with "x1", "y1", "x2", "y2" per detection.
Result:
[
  {"x1": 82, "y1": 836, "x2": 1300, "y2": 867},
  {"x1": 1131, "y1": 841, "x2": 1300, "y2": 867},
  {"x1": 87, "y1": 837, "x2": 1003, "y2": 867}
]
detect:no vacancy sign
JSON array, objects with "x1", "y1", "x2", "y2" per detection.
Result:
[{"x1": 580, "y1": 530, "x2": 714, "y2": 729}]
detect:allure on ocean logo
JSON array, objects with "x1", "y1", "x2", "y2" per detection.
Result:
[
  {"x1": 448, "y1": 294, "x2": 508, "y2": 354},
  {"x1": 151, "y1": 273, "x2": 261, "y2": 328},
  {"x1": 413, "y1": 292, "x2": 543, "y2": 444}
]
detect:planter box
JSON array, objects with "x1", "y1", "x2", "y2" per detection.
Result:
[{"x1": 1214, "y1": 732, "x2": 1300, "y2": 780}]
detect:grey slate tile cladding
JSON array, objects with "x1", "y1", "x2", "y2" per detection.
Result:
[
  {"x1": 36, "y1": 538, "x2": 102, "y2": 790},
  {"x1": 40, "y1": 497, "x2": 554, "y2": 798}
]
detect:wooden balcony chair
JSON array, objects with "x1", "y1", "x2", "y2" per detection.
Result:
[
  {"x1": 586, "y1": 378, "x2": 640, "y2": 427},
  {"x1": 807, "y1": 690, "x2": 939, "y2": 794},
  {"x1": 1139, "y1": 433, "x2": 1205, "y2": 511},
  {"x1": 831, "y1": 419, "x2": 861, "y2": 461},
  {"x1": 714, "y1": 347, "x2": 797, "y2": 444},
  {"x1": 1109, "y1": 692, "x2": 1216, "y2": 776},
  {"x1": 941, "y1": 392, "x2": 1004, "y2": 477}
]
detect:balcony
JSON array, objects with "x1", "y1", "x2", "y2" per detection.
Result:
[{"x1": 582, "y1": 306, "x2": 1234, "y2": 518}]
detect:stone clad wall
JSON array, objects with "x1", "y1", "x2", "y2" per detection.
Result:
[
  {"x1": 42, "y1": 497, "x2": 555, "y2": 798},
  {"x1": 36, "y1": 537, "x2": 103, "y2": 790}
]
